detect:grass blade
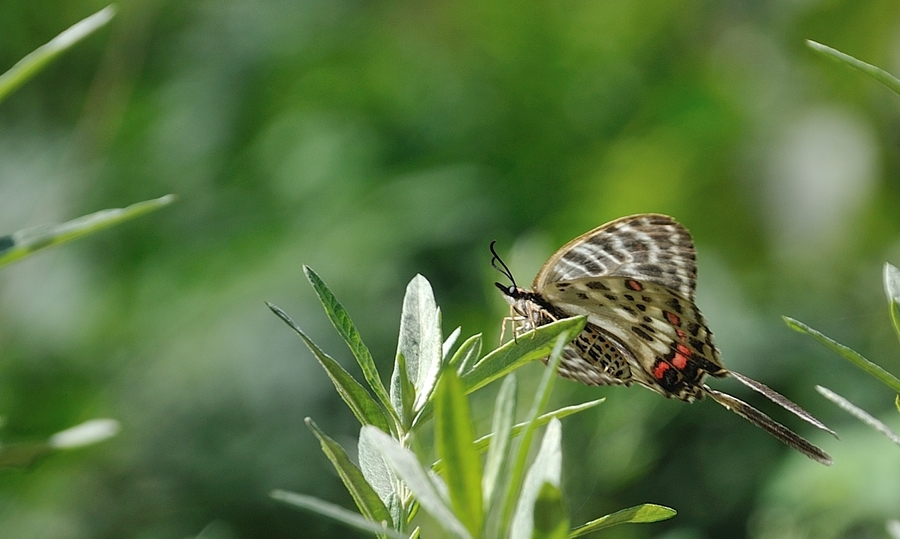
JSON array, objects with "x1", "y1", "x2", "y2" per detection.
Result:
[
  {"x1": 305, "y1": 419, "x2": 394, "y2": 527},
  {"x1": 303, "y1": 266, "x2": 395, "y2": 418},
  {"x1": 268, "y1": 303, "x2": 391, "y2": 432},
  {"x1": 0, "y1": 6, "x2": 115, "y2": 103},
  {"x1": 784, "y1": 316, "x2": 900, "y2": 393},
  {"x1": 271, "y1": 490, "x2": 405, "y2": 539},
  {"x1": 473, "y1": 400, "x2": 604, "y2": 454},
  {"x1": 462, "y1": 316, "x2": 585, "y2": 394},
  {"x1": 806, "y1": 40, "x2": 900, "y2": 96},
  {"x1": 0, "y1": 195, "x2": 175, "y2": 268},
  {"x1": 568, "y1": 504, "x2": 676, "y2": 537},
  {"x1": 816, "y1": 386, "x2": 900, "y2": 448},
  {"x1": 434, "y1": 370, "x2": 484, "y2": 536}
]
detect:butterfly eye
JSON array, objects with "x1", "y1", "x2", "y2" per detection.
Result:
[{"x1": 493, "y1": 281, "x2": 516, "y2": 297}]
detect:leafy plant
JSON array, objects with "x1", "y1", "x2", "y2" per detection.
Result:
[
  {"x1": 268, "y1": 267, "x2": 676, "y2": 538},
  {"x1": 0, "y1": 5, "x2": 176, "y2": 465}
]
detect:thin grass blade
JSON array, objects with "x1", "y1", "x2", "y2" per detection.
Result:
[
  {"x1": 0, "y1": 6, "x2": 115, "y2": 103},
  {"x1": 434, "y1": 370, "x2": 484, "y2": 536},
  {"x1": 784, "y1": 316, "x2": 900, "y2": 393},
  {"x1": 806, "y1": 40, "x2": 900, "y2": 96},
  {"x1": 473, "y1": 400, "x2": 604, "y2": 454},
  {"x1": 568, "y1": 504, "x2": 676, "y2": 537},
  {"x1": 816, "y1": 386, "x2": 900, "y2": 447},
  {"x1": 268, "y1": 303, "x2": 391, "y2": 432},
  {"x1": 0, "y1": 195, "x2": 175, "y2": 268},
  {"x1": 270, "y1": 490, "x2": 405, "y2": 539}
]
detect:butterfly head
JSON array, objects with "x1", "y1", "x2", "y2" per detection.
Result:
[{"x1": 490, "y1": 240, "x2": 523, "y2": 299}]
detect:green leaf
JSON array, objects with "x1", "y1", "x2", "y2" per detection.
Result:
[
  {"x1": 462, "y1": 316, "x2": 586, "y2": 394},
  {"x1": 815, "y1": 386, "x2": 900, "y2": 447},
  {"x1": 271, "y1": 490, "x2": 406, "y2": 539},
  {"x1": 360, "y1": 426, "x2": 473, "y2": 539},
  {"x1": 303, "y1": 266, "x2": 396, "y2": 422},
  {"x1": 568, "y1": 504, "x2": 677, "y2": 537},
  {"x1": 0, "y1": 195, "x2": 175, "y2": 268},
  {"x1": 0, "y1": 6, "x2": 115, "y2": 104},
  {"x1": 0, "y1": 442, "x2": 53, "y2": 469},
  {"x1": 268, "y1": 303, "x2": 391, "y2": 432},
  {"x1": 511, "y1": 419, "x2": 563, "y2": 539},
  {"x1": 435, "y1": 370, "x2": 484, "y2": 536},
  {"x1": 398, "y1": 275, "x2": 443, "y2": 412},
  {"x1": 358, "y1": 429, "x2": 402, "y2": 529},
  {"x1": 806, "y1": 40, "x2": 900, "y2": 97},
  {"x1": 473, "y1": 400, "x2": 604, "y2": 455},
  {"x1": 498, "y1": 334, "x2": 569, "y2": 535},
  {"x1": 449, "y1": 334, "x2": 482, "y2": 374},
  {"x1": 884, "y1": 263, "x2": 900, "y2": 343},
  {"x1": 784, "y1": 316, "x2": 900, "y2": 393},
  {"x1": 482, "y1": 375, "x2": 516, "y2": 513},
  {"x1": 305, "y1": 419, "x2": 394, "y2": 528},
  {"x1": 47, "y1": 418, "x2": 120, "y2": 449},
  {"x1": 532, "y1": 483, "x2": 569, "y2": 539},
  {"x1": 443, "y1": 327, "x2": 462, "y2": 359}
]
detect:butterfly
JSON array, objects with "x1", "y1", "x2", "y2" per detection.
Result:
[{"x1": 491, "y1": 213, "x2": 835, "y2": 465}]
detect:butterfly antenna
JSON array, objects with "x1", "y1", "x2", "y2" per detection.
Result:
[
  {"x1": 729, "y1": 371, "x2": 837, "y2": 437},
  {"x1": 490, "y1": 240, "x2": 517, "y2": 288},
  {"x1": 702, "y1": 386, "x2": 833, "y2": 466}
]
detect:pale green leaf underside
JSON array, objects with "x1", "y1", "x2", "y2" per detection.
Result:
[
  {"x1": 0, "y1": 6, "x2": 115, "y2": 104},
  {"x1": 511, "y1": 419, "x2": 563, "y2": 539},
  {"x1": 0, "y1": 194, "x2": 175, "y2": 269},
  {"x1": 568, "y1": 504, "x2": 677, "y2": 537},
  {"x1": 270, "y1": 490, "x2": 405, "y2": 539}
]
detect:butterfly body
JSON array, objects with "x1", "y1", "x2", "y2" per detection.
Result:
[{"x1": 492, "y1": 213, "x2": 835, "y2": 465}]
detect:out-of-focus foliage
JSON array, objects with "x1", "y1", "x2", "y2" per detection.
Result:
[{"x1": 1, "y1": 0, "x2": 899, "y2": 537}]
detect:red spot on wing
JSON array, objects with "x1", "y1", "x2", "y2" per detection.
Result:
[
  {"x1": 665, "y1": 311, "x2": 680, "y2": 326},
  {"x1": 676, "y1": 343, "x2": 692, "y2": 357},
  {"x1": 672, "y1": 352, "x2": 688, "y2": 369},
  {"x1": 653, "y1": 360, "x2": 670, "y2": 380},
  {"x1": 626, "y1": 279, "x2": 643, "y2": 291},
  {"x1": 676, "y1": 328, "x2": 686, "y2": 340}
]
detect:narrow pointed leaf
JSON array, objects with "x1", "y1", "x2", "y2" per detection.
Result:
[
  {"x1": 499, "y1": 335, "x2": 568, "y2": 535},
  {"x1": 271, "y1": 490, "x2": 406, "y2": 539},
  {"x1": 483, "y1": 375, "x2": 516, "y2": 512},
  {"x1": 0, "y1": 6, "x2": 115, "y2": 103},
  {"x1": 568, "y1": 504, "x2": 676, "y2": 537},
  {"x1": 435, "y1": 370, "x2": 484, "y2": 536},
  {"x1": 360, "y1": 426, "x2": 473, "y2": 539},
  {"x1": 884, "y1": 263, "x2": 900, "y2": 342},
  {"x1": 304, "y1": 266, "x2": 396, "y2": 420},
  {"x1": 358, "y1": 427, "x2": 400, "y2": 524},
  {"x1": 443, "y1": 327, "x2": 462, "y2": 359},
  {"x1": 305, "y1": 419, "x2": 394, "y2": 527},
  {"x1": 784, "y1": 316, "x2": 900, "y2": 393},
  {"x1": 816, "y1": 386, "x2": 900, "y2": 447},
  {"x1": 0, "y1": 195, "x2": 175, "y2": 268},
  {"x1": 450, "y1": 334, "x2": 482, "y2": 374},
  {"x1": 532, "y1": 483, "x2": 569, "y2": 539},
  {"x1": 462, "y1": 316, "x2": 585, "y2": 394},
  {"x1": 511, "y1": 419, "x2": 563, "y2": 539},
  {"x1": 806, "y1": 40, "x2": 900, "y2": 96},
  {"x1": 473, "y1": 400, "x2": 604, "y2": 455},
  {"x1": 390, "y1": 351, "x2": 416, "y2": 430},
  {"x1": 268, "y1": 303, "x2": 391, "y2": 432}
]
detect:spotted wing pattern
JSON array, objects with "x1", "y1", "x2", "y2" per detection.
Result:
[{"x1": 533, "y1": 213, "x2": 697, "y2": 300}]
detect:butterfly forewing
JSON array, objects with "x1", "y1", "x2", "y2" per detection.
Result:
[{"x1": 534, "y1": 214, "x2": 698, "y2": 301}]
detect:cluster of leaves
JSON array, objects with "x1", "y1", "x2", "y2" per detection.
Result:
[
  {"x1": 268, "y1": 267, "x2": 675, "y2": 539},
  {"x1": 0, "y1": 5, "x2": 174, "y2": 466}
]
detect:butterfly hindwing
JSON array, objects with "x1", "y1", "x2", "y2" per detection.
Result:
[{"x1": 540, "y1": 276, "x2": 727, "y2": 399}]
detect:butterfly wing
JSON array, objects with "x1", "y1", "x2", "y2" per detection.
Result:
[
  {"x1": 533, "y1": 213, "x2": 697, "y2": 301},
  {"x1": 539, "y1": 276, "x2": 727, "y2": 399}
]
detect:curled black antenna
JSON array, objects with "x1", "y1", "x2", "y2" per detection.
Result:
[{"x1": 490, "y1": 240, "x2": 517, "y2": 289}]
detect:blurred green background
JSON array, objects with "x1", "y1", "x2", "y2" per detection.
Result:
[{"x1": 2, "y1": 0, "x2": 900, "y2": 537}]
